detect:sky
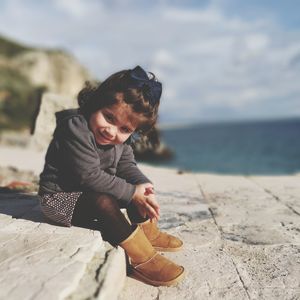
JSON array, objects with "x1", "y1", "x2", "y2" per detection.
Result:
[{"x1": 0, "y1": 0, "x2": 300, "y2": 125}]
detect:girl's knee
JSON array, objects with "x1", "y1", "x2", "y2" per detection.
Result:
[{"x1": 84, "y1": 192, "x2": 118, "y2": 210}]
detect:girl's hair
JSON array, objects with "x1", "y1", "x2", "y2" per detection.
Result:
[{"x1": 78, "y1": 67, "x2": 161, "y2": 134}]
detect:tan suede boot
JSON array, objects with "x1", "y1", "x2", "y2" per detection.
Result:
[
  {"x1": 137, "y1": 219, "x2": 183, "y2": 252},
  {"x1": 120, "y1": 226, "x2": 185, "y2": 286}
]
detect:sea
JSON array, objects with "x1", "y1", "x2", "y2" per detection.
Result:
[{"x1": 154, "y1": 118, "x2": 300, "y2": 175}]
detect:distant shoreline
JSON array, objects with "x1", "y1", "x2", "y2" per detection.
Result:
[{"x1": 159, "y1": 115, "x2": 300, "y2": 131}]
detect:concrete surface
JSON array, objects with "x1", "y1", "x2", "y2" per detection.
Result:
[
  {"x1": 119, "y1": 166, "x2": 300, "y2": 300},
  {"x1": 0, "y1": 147, "x2": 299, "y2": 300},
  {"x1": 0, "y1": 147, "x2": 126, "y2": 300}
]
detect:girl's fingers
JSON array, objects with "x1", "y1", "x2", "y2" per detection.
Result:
[
  {"x1": 144, "y1": 202, "x2": 159, "y2": 220},
  {"x1": 144, "y1": 189, "x2": 151, "y2": 196},
  {"x1": 145, "y1": 187, "x2": 155, "y2": 194},
  {"x1": 149, "y1": 201, "x2": 160, "y2": 218},
  {"x1": 144, "y1": 187, "x2": 155, "y2": 196},
  {"x1": 146, "y1": 197, "x2": 160, "y2": 211}
]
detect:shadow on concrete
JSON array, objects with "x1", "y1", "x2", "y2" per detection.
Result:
[{"x1": 0, "y1": 191, "x2": 101, "y2": 231}]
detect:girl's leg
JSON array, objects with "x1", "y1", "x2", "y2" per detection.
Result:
[
  {"x1": 71, "y1": 192, "x2": 133, "y2": 246},
  {"x1": 71, "y1": 193, "x2": 185, "y2": 286},
  {"x1": 126, "y1": 201, "x2": 183, "y2": 252},
  {"x1": 126, "y1": 201, "x2": 149, "y2": 223}
]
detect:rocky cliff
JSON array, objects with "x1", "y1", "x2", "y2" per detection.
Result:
[{"x1": 0, "y1": 34, "x2": 91, "y2": 130}]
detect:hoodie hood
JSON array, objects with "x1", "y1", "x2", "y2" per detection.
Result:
[{"x1": 55, "y1": 108, "x2": 82, "y2": 125}]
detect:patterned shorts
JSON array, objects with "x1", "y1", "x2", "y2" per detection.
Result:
[{"x1": 39, "y1": 192, "x2": 82, "y2": 227}]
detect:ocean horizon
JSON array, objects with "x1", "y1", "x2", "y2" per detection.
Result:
[{"x1": 153, "y1": 117, "x2": 300, "y2": 175}]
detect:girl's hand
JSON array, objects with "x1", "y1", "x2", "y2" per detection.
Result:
[
  {"x1": 133, "y1": 183, "x2": 154, "y2": 200},
  {"x1": 144, "y1": 186, "x2": 155, "y2": 196},
  {"x1": 133, "y1": 194, "x2": 160, "y2": 221},
  {"x1": 132, "y1": 183, "x2": 160, "y2": 220},
  {"x1": 145, "y1": 193, "x2": 160, "y2": 220}
]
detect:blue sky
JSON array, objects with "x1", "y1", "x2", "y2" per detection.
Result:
[{"x1": 0, "y1": 0, "x2": 300, "y2": 125}]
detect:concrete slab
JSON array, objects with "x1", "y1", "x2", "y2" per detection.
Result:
[
  {"x1": 195, "y1": 174, "x2": 300, "y2": 245},
  {"x1": 195, "y1": 174, "x2": 300, "y2": 299},
  {"x1": 249, "y1": 175, "x2": 300, "y2": 215},
  {"x1": 0, "y1": 192, "x2": 125, "y2": 300},
  {"x1": 224, "y1": 241, "x2": 300, "y2": 299},
  {"x1": 140, "y1": 165, "x2": 210, "y2": 229},
  {"x1": 1, "y1": 146, "x2": 299, "y2": 299},
  {"x1": 120, "y1": 171, "x2": 300, "y2": 300}
]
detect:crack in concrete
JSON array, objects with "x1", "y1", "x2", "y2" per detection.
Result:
[
  {"x1": 193, "y1": 175, "x2": 220, "y2": 228},
  {"x1": 227, "y1": 253, "x2": 251, "y2": 300},
  {"x1": 0, "y1": 234, "x2": 61, "y2": 267},
  {"x1": 208, "y1": 208, "x2": 220, "y2": 232},
  {"x1": 155, "y1": 288, "x2": 161, "y2": 300},
  {"x1": 205, "y1": 280, "x2": 212, "y2": 296},
  {"x1": 64, "y1": 247, "x2": 109, "y2": 300},
  {"x1": 269, "y1": 191, "x2": 300, "y2": 216},
  {"x1": 93, "y1": 248, "x2": 113, "y2": 298},
  {"x1": 206, "y1": 212, "x2": 252, "y2": 299},
  {"x1": 195, "y1": 176, "x2": 252, "y2": 299},
  {"x1": 31, "y1": 261, "x2": 76, "y2": 300},
  {"x1": 248, "y1": 178, "x2": 300, "y2": 217},
  {"x1": 70, "y1": 247, "x2": 81, "y2": 259}
]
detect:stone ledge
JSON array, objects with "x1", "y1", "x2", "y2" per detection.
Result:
[{"x1": 0, "y1": 191, "x2": 126, "y2": 300}]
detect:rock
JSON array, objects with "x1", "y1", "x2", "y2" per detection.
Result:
[
  {"x1": 0, "y1": 166, "x2": 38, "y2": 190},
  {"x1": 132, "y1": 130, "x2": 174, "y2": 162},
  {"x1": 0, "y1": 35, "x2": 92, "y2": 97},
  {"x1": 30, "y1": 92, "x2": 78, "y2": 151},
  {"x1": 13, "y1": 50, "x2": 91, "y2": 97},
  {"x1": 1, "y1": 180, "x2": 35, "y2": 193},
  {"x1": 0, "y1": 34, "x2": 92, "y2": 131},
  {"x1": 0, "y1": 191, "x2": 126, "y2": 300}
]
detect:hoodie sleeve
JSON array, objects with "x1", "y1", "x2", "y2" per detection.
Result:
[
  {"x1": 116, "y1": 143, "x2": 152, "y2": 185},
  {"x1": 56, "y1": 116, "x2": 136, "y2": 206}
]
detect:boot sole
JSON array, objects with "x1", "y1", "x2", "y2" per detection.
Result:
[
  {"x1": 154, "y1": 245, "x2": 183, "y2": 252},
  {"x1": 129, "y1": 266, "x2": 185, "y2": 287}
]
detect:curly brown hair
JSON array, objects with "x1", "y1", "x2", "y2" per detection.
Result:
[{"x1": 77, "y1": 69, "x2": 161, "y2": 134}]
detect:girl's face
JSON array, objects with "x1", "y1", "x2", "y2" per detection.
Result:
[{"x1": 89, "y1": 103, "x2": 137, "y2": 145}]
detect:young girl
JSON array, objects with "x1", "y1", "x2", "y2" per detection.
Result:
[{"x1": 38, "y1": 66, "x2": 185, "y2": 286}]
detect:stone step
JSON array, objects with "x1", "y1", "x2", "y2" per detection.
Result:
[{"x1": 0, "y1": 192, "x2": 126, "y2": 300}]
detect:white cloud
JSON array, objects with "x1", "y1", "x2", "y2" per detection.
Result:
[
  {"x1": 53, "y1": 0, "x2": 90, "y2": 18},
  {"x1": 152, "y1": 49, "x2": 176, "y2": 68},
  {"x1": 244, "y1": 33, "x2": 269, "y2": 52},
  {"x1": 163, "y1": 7, "x2": 222, "y2": 24},
  {"x1": 53, "y1": 0, "x2": 103, "y2": 18}
]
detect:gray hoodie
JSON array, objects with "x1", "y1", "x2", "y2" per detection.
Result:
[{"x1": 38, "y1": 109, "x2": 151, "y2": 207}]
